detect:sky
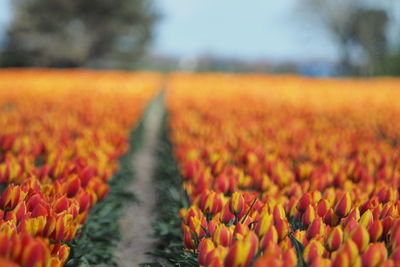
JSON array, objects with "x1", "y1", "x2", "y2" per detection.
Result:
[
  {"x1": 153, "y1": 0, "x2": 340, "y2": 62},
  {"x1": 0, "y1": 0, "x2": 398, "y2": 63}
]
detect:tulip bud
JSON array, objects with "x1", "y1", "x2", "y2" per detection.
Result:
[
  {"x1": 198, "y1": 238, "x2": 215, "y2": 265},
  {"x1": 188, "y1": 215, "x2": 207, "y2": 239},
  {"x1": 57, "y1": 244, "x2": 70, "y2": 263},
  {"x1": 303, "y1": 239, "x2": 325, "y2": 264},
  {"x1": 261, "y1": 226, "x2": 278, "y2": 250},
  {"x1": 233, "y1": 222, "x2": 249, "y2": 240},
  {"x1": 282, "y1": 248, "x2": 297, "y2": 267},
  {"x1": 362, "y1": 243, "x2": 387, "y2": 267},
  {"x1": 307, "y1": 217, "x2": 325, "y2": 240},
  {"x1": 334, "y1": 192, "x2": 352, "y2": 218},
  {"x1": 368, "y1": 220, "x2": 383, "y2": 242},
  {"x1": 65, "y1": 176, "x2": 81, "y2": 198},
  {"x1": 275, "y1": 218, "x2": 290, "y2": 241},
  {"x1": 0, "y1": 184, "x2": 26, "y2": 210},
  {"x1": 323, "y1": 208, "x2": 339, "y2": 226},
  {"x1": 349, "y1": 225, "x2": 370, "y2": 253},
  {"x1": 273, "y1": 204, "x2": 286, "y2": 222},
  {"x1": 255, "y1": 212, "x2": 273, "y2": 237},
  {"x1": 183, "y1": 224, "x2": 196, "y2": 249},
  {"x1": 359, "y1": 210, "x2": 374, "y2": 229},
  {"x1": 331, "y1": 253, "x2": 350, "y2": 267},
  {"x1": 298, "y1": 193, "x2": 312, "y2": 213},
  {"x1": 337, "y1": 239, "x2": 359, "y2": 265},
  {"x1": 213, "y1": 224, "x2": 232, "y2": 247},
  {"x1": 325, "y1": 226, "x2": 343, "y2": 252},
  {"x1": 303, "y1": 205, "x2": 316, "y2": 227},
  {"x1": 205, "y1": 246, "x2": 228, "y2": 267},
  {"x1": 199, "y1": 191, "x2": 223, "y2": 215},
  {"x1": 317, "y1": 199, "x2": 330, "y2": 217},
  {"x1": 224, "y1": 231, "x2": 258, "y2": 267},
  {"x1": 229, "y1": 192, "x2": 245, "y2": 215},
  {"x1": 220, "y1": 202, "x2": 235, "y2": 225}
]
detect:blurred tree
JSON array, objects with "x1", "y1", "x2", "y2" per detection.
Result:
[
  {"x1": 0, "y1": 0, "x2": 159, "y2": 68},
  {"x1": 300, "y1": 0, "x2": 389, "y2": 75},
  {"x1": 350, "y1": 9, "x2": 388, "y2": 75}
]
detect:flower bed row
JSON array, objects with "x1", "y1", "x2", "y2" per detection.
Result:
[
  {"x1": 0, "y1": 70, "x2": 161, "y2": 267},
  {"x1": 165, "y1": 74, "x2": 400, "y2": 266}
]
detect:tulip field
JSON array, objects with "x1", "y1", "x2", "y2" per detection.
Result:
[
  {"x1": 1, "y1": 70, "x2": 400, "y2": 267},
  {"x1": 165, "y1": 74, "x2": 400, "y2": 267},
  {"x1": 0, "y1": 70, "x2": 160, "y2": 267}
]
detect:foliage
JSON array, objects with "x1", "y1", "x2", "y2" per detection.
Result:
[{"x1": 1, "y1": 0, "x2": 159, "y2": 68}]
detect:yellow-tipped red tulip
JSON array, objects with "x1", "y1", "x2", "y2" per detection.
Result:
[
  {"x1": 359, "y1": 210, "x2": 374, "y2": 229},
  {"x1": 224, "y1": 231, "x2": 258, "y2": 267},
  {"x1": 334, "y1": 192, "x2": 352, "y2": 218},
  {"x1": 306, "y1": 217, "x2": 325, "y2": 240},
  {"x1": 302, "y1": 205, "x2": 316, "y2": 227},
  {"x1": 368, "y1": 220, "x2": 383, "y2": 242},
  {"x1": 229, "y1": 192, "x2": 245, "y2": 216},
  {"x1": 325, "y1": 226, "x2": 343, "y2": 252},
  {"x1": 303, "y1": 239, "x2": 325, "y2": 264},
  {"x1": 349, "y1": 225, "x2": 370, "y2": 253},
  {"x1": 260, "y1": 225, "x2": 278, "y2": 250},
  {"x1": 361, "y1": 243, "x2": 387, "y2": 267},
  {"x1": 213, "y1": 224, "x2": 232, "y2": 247},
  {"x1": 198, "y1": 238, "x2": 215, "y2": 265},
  {"x1": 255, "y1": 212, "x2": 273, "y2": 237}
]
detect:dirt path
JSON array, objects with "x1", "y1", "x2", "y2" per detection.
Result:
[{"x1": 115, "y1": 97, "x2": 164, "y2": 267}]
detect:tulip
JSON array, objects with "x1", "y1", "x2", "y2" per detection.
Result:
[
  {"x1": 302, "y1": 205, "x2": 316, "y2": 227},
  {"x1": 361, "y1": 243, "x2": 387, "y2": 267},
  {"x1": 255, "y1": 212, "x2": 273, "y2": 237},
  {"x1": 317, "y1": 199, "x2": 330, "y2": 217},
  {"x1": 331, "y1": 253, "x2": 349, "y2": 267},
  {"x1": 306, "y1": 217, "x2": 325, "y2": 240},
  {"x1": 183, "y1": 224, "x2": 196, "y2": 249},
  {"x1": 229, "y1": 192, "x2": 245, "y2": 216},
  {"x1": 359, "y1": 210, "x2": 374, "y2": 229},
  {"x1": 368, "y1": 220, "x2": 383, "y2": 242},
  {"x1": 224, "y1": 231, "x2": 258, "y2": 267},
  {"x1": 205, "y1": 246, "x2": 228, "y2": 267},
  {"x1": 199, "y1": 191, "x2": 223, "y2": 215},
  {"x1": 198, "y1": 238, "x2": 215, "y2": 265},
  {"x1": 275, "y1": 218, "x2": 290, "y2": 241},
  {"x1": 261, "y1": 226, "x2": 278, "y2": 250},
  {"x1": 323, "y1": 208, "x2": 339, "y2": 226},
  {"x1": 334, "y1": 192, "x2": 352, "y2": 218},
  {"x1": 233, "y1": 222, "x2": 249, "y2": 240},
  {"x1": 325, "y1": 226, "x2": 343, "y2": 252},
  {"x1": 0, "y1": 184, "x2": 27, "y2": 210},
  {"x1": 213, "y1": 224, "x2": 232, "y2": 247},
  {"x1": 282, "y1": 248, "x2": 297, "y2": 267},
  {"x1": 273, "y1": 204, "x2": 286, "y2": 222},
  {"x1": 303, "y1": 239, "x2": 325, "y2": 264},
  {"x1": 220, "y1": 203, "x2": 235, "y2": 224},
  {"x1": 337, "y1": 239, "x2": 359, "y2": 265},
  {"x1": 349, "y1": 225, "x2": 370, "y2": 253},
  {"x1": 297, "y1": 192, "x2": 312, "y2": 213}
]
